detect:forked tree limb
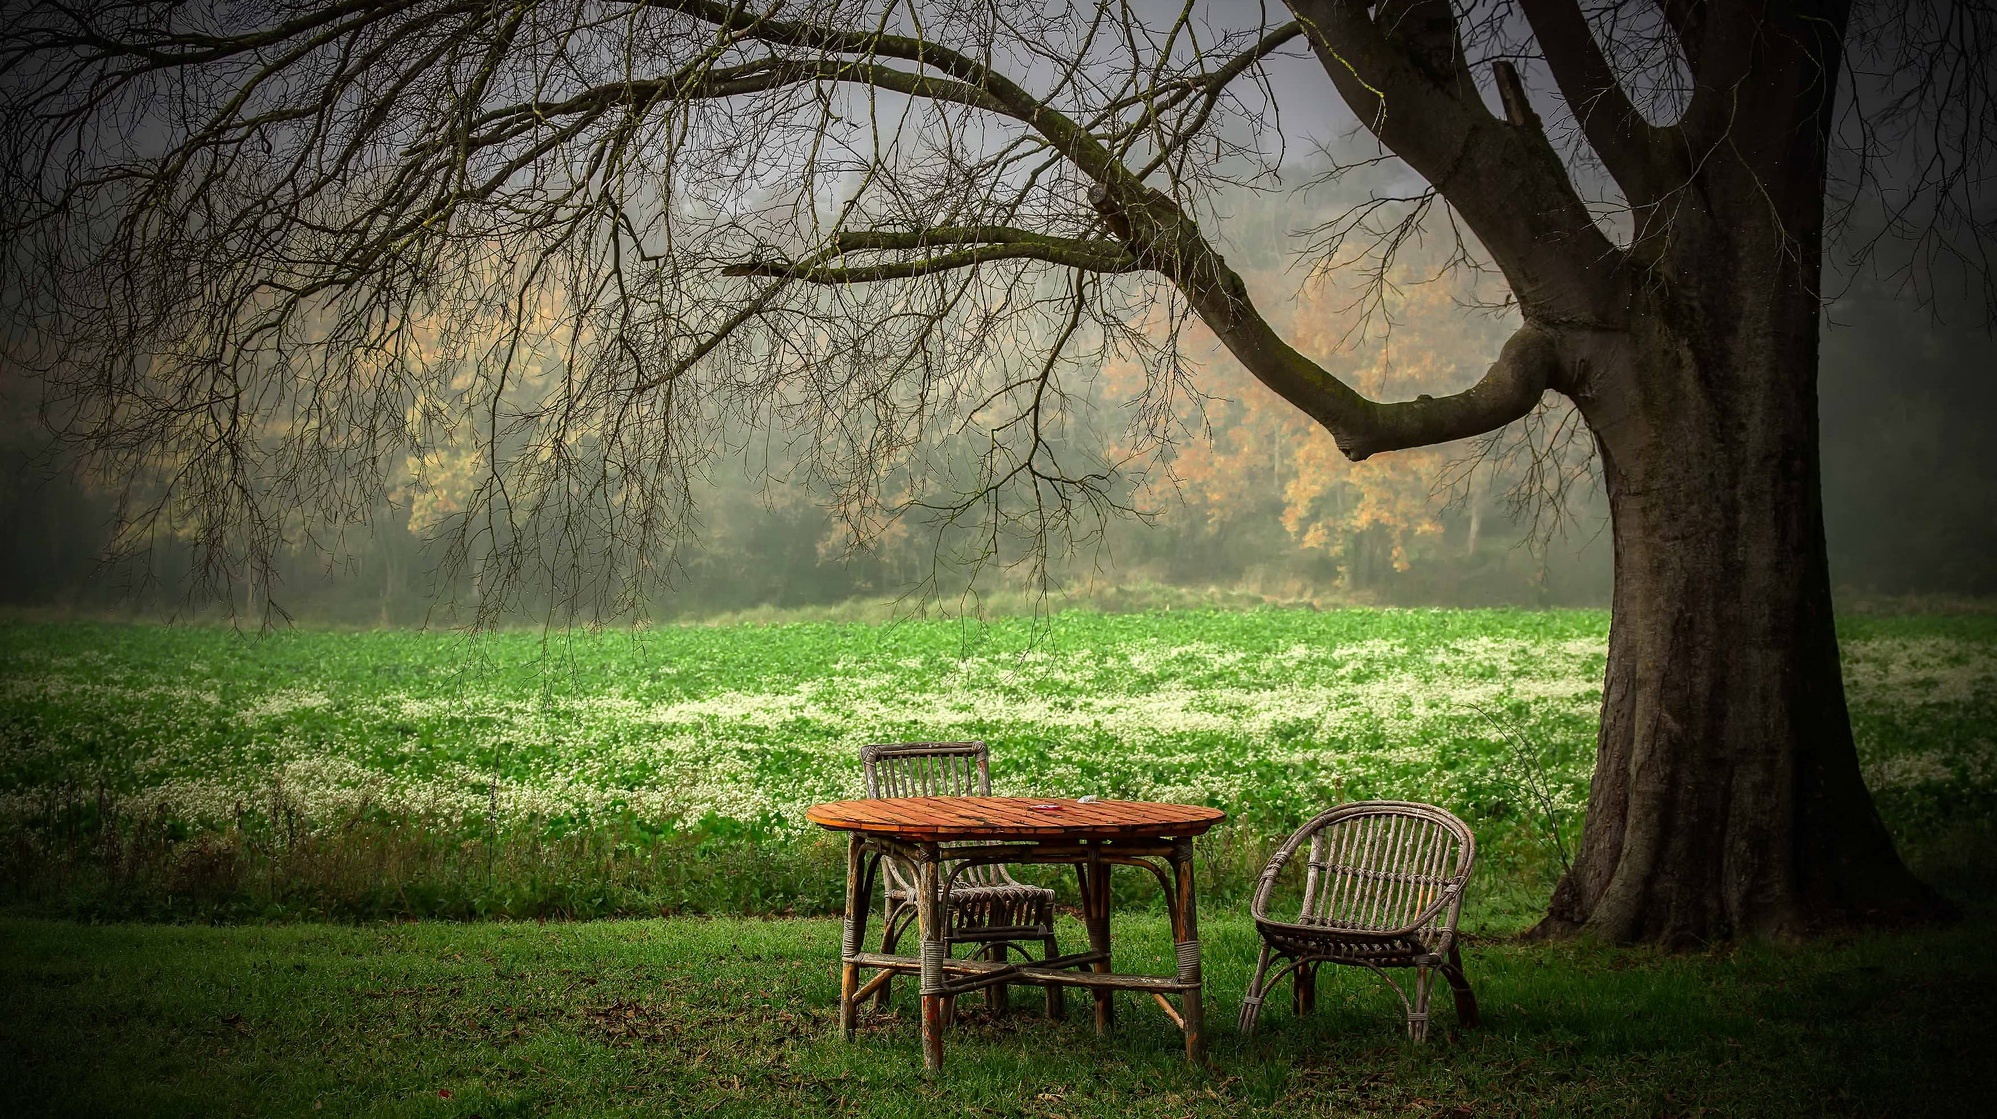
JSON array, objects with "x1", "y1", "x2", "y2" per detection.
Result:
[
  {"x1": 1287, "y1": 0, "x2": 1626, "y2": 325},
  {"x1": 1519, "y1": 0, "x2": 1685, "y2": 203}
]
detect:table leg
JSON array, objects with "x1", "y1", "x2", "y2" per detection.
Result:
[
  {"x1": 990, "y1": 942, "x2": 1008, "y2": 1014},
  {"x1": 1081, "y1": 847, "x2": 1115, "y2": 1032},
  {"x1": 1042, "y1": 916, "x2": 1064, "y2": 1021},
  {"x1": 839, "y1": 833, "x2": 864, "y2": 1040},
  {"x1": 1169, "y1": 836, "x2": 1206, "y2": 1065},
  {"x1": 916, "y1": 844, "x2": 945, "y2": 1073}
]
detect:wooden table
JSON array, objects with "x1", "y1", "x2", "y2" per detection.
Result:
[{"x1": 805, "y1": 796, "x2": 1226, "y2": 1070}]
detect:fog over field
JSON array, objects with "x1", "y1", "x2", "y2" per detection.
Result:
[{"x1": 2, "y1": 175, "x2": 1990, "y2": 622}]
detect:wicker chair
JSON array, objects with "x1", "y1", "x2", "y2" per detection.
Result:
[
  {"x1": 861, "y1": 740, "x2": 1061, "y2": 1018},
  {"x1": 1240, "y1": 800, "x2": 1479, "y2": 1042}
]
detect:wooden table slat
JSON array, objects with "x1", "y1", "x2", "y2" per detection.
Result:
[{"x1": 806, "y1": 796, "x2": 1225, "y2": 839}]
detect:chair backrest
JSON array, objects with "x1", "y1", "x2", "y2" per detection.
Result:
[
  {"x1": 1256, "y1": 801, "x2": 1476, "y2": 937},
  {"x1": 859, "y1": 741, "x2": 1003, "y2": 890},
  {"x1": 861, "y1": 740, "x2": 990, "y2": 798}
]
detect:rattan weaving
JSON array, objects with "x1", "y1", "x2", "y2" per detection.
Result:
[
  {"x1": 1241, "y1": 800, "x2": 1480, "y2": 1042},
  {"x1": 860, "y1": 741, "x2": 1060, "y2": 1017}
]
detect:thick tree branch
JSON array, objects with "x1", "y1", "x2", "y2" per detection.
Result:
[
  {"x1": 1659, "y1": 0, "x2": 1708, "y2": 73},
  {"x1": 823, "y1": 227, "x2": 1131, "y2": 256},
  {"x1": 1085, "y1": 184, "x2": 1562, "y2": 464},
  {"x1": 722, "y1": 228, "x2": 1141, "y2": 281},
  {"x1": 1286, "y1": 0, "x2": 1625, "y2": 324},
  {"x1": 1519, "y1": 0, "x2": 1682, "y2": 203},
  {"x1": 1332, "y1": 325, "x2": 1561, "y2": 461},
  {"x1": 643, "y1": 0, "x2": 1128, "y2": 179},
  {"x1": 635, "y1": 0, "x2": 1008, "y2": 89}
]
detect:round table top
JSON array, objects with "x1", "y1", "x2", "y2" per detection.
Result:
[{"x1": 804, "y1": 796, "x2": 1226, "y2": 840}]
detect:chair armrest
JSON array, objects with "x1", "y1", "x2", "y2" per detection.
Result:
[{"x1": 1248, "y1": 833, "x2": 1309, "y2": 922}]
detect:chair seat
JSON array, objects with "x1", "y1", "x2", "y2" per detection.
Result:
[
  {"x1": 889, "y1": 880, "x2": 1055, "y2": 940},
  {"x1": 1255, "y1": 920, "x2": 1438, "y2": 966},
  {"x1": 888, "y1": 881, "x2": 1055, "y2": 906}
]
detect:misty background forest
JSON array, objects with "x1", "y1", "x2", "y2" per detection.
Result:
[{"x1": 4, "y1": 173, "x2": 1991, "y2": 624}]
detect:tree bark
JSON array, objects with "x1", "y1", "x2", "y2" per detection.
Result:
[{"x1": 1533, "y1": 275, "x2": 1946, "y2": 945}]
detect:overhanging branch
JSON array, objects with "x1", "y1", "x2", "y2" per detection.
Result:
[
  {"x1": 1330, "y1": 325, "x2": 1562, "y2": 462},
  {"x1": 8, "y1": 0, "x2": 1595, "y2": 545},
  {"x1": 722, "y1": 235, "x2": 1141, "y2": 282}
]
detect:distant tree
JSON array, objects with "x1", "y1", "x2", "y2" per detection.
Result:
[{"x1": 4, "y1": 1, "x2": 1991, "y2": 942}]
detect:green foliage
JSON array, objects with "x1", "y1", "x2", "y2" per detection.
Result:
[{"x1": 2, "y1": 610, "x2": 1993, "y2": 923}]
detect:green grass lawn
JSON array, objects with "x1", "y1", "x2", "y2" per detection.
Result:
[{"x1": 4, "y1": 910, "x2": 1989, "y2": 1117}]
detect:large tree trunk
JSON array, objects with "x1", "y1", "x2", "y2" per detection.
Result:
[
  {"x1": 1485, "y1": 0, "x2": 1954, "y2": 945},
  {"x1": 1537, "y1": 279, "x2": 1944, "y2": 944}
]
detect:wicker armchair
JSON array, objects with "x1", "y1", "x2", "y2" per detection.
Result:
[
  {"x1": 861, "y1": 741, "x2": 1061, "y2": 1017},
  {"x1": 1240, "y1": 800, "x2": 1479, "y2": 1042}
]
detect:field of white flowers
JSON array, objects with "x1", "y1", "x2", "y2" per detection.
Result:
[{"x1": 2, "y1": 609, "x2": 1992, "y2": 919}]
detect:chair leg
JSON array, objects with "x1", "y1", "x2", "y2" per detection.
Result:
[
  {"x1": 1443, "y1": 941, "x2": 1479, "y2": 1028},
  {"x1": 941, "y1": 922, "x2": 958, "y2": 1027},
  {"x1": 1292, "y1": 960, "x2": 1317, "y2": 1017},
  {"x1": 1407, "y1": 965, "x2": 1433, "y2": 1044},
  {"x1": 1238, "y1": 944, "x2": 1274, "y2": 1035},
  {"x1": 940, "y1": 925, "x2": 958, "y2": 1028},
  {"x1": 1042, "y1": 928, "x2": 1064, "y2": 1020}
]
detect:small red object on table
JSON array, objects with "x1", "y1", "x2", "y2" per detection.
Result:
[{"x1": 805, "y1": 795, "x2": 1226, "y2": 1071}]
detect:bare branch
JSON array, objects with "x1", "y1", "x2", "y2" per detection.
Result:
[
  {"x1": 721, "y1": 227, "x2": 1141, "y2": 281},
  {"x1": 1659, "y1": 0, "x2": 1709, "y2": 73}
]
